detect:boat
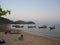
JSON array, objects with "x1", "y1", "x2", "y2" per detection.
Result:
[
  {"x1": 28, "y1": 26, "x2": 36, "y2": 28},
  {"x1": 38, "y1": 25, "x2": 47, "y2": 29},
  {"x1": 49, "y1": 25, "x2": 55, "y2": 30}
]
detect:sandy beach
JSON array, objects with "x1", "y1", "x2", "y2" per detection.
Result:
[{"x1": 0, "y1": 32, "x2": 60, "y2": 45}]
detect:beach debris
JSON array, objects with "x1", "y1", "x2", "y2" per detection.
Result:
[
  {"x1": 0, "y1": 39, "x2": 6, "y2": 44},
  {"x1": 14, "y1": 39, "x2": 17, "y2": 41}
]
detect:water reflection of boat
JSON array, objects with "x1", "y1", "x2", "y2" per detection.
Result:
[
  {"x1": 12, "y1": 25, "x2": 24, "y2": 28},
  {"x1": 38, "y1": 25, "x2": 47, "y2": 29}
]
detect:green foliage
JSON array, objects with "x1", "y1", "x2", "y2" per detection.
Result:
[{"x1": 0, "y1": 5, "x2": 11, "y2": 16}]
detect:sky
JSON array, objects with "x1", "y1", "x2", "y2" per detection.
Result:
[{"x1": 0, "y1": 0, "x2": 60, "y2": 24}]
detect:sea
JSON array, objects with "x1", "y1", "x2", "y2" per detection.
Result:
[{"x1": 9, "y1": 24, "x2": 60, "y2": 37}]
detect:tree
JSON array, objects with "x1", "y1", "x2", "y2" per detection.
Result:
[
  {"x1": 0, "y1": 5, "x2": 11, "y2": 32},
  {"x1": 0, "y1": 5, "x2": 11, "y2": 16}
]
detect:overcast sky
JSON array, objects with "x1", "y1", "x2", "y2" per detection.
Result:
[{"x1": 0, "y1": 0, "x2": 60, "y2": 24}]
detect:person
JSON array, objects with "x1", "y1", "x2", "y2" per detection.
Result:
[
  {"x1": 4, "y1": 30, "x2": 10, "y2": 34},
  {"x1": 4, "y1": 30, "x2": 8, "y2": 34},
  {"x1": 19, "y1": 34, "x2": 24, "y2": 40}
]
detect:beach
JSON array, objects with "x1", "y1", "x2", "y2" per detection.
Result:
[{"x1": 0, "y1": 32, "x2": 60, "y2": 45}]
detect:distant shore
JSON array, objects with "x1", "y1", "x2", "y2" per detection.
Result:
[{"x1": 0, "y1": 32, "x2": 60, "y2": 45}]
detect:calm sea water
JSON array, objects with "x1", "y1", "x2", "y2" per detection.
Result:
[{"x1": 9, "y1": 24, "x2": 60, "y2": 37}]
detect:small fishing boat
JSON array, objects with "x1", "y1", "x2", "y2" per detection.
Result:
[
  {"x1": 49, "y1": 25, "x2": 55, "y2": 30},
  {"x1": 28, "y1": 26, "x2": 36, "y2": 28},
  {"x1": 38, "y1": 25, "x2": 47, "y2": 29}
]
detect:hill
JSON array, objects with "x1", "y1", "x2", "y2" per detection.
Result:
[
  {"x1": 14, "y1": 20, "x2": 35, "y2": 24},
  {"x1": 0, "y1": 17, "x2": 14, "y2": 24},
  {"x1": 0, "y1": 17, "x2": 35, "y2": 24}
]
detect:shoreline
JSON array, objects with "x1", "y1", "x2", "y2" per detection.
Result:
[
  {"x1": 23, "y1": 31, "x2": 60, "y2": 41},
  {"x1": 22, "y1": 31, "x2": 60, "y2": 40},
  {"x1": 0, "y1": 32, "x2": 60, "y2": 45}
]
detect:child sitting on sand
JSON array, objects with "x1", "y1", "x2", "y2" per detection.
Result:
[{"x1": 19, "y1": 34, "x2": 24, "y2": 40}]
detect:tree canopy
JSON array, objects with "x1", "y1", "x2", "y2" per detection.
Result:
[{"x1": 0, "y1": 5, "x2": 11, "y2": 16}]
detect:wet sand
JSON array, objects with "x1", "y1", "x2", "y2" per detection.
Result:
[{"x1": 0, "y1": 32, "x2": 60, "y2": 45}]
